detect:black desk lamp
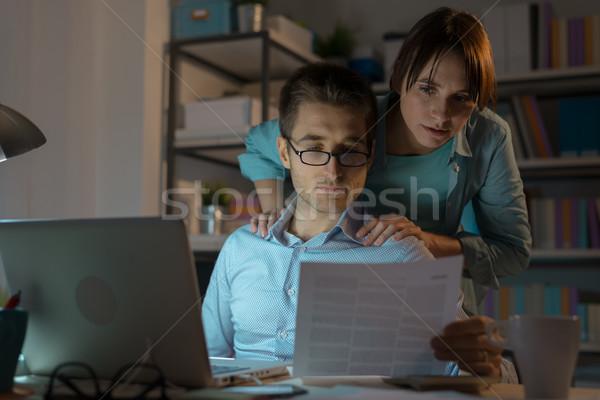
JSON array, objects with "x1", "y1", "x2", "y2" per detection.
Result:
[
  {"x1": 0, "y1": 104, "x2": 44, "y2": 394},
  {"x1": 0, "y1": 104, "x2": 46, "y2": 162}
]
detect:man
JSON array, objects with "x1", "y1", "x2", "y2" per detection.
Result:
[{"x1": 202, "y1": 62, "x2": 515, "y2": 382}]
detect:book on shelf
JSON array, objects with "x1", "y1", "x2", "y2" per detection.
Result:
[
  {"x1": 481, "y1": 284, "x2": 600, "y2": 343},
  {"x1": 529, "y1": 197, "x2": 600, "y2": 250},
  {"x1": 579, "y1": 198, "x2": 590, "y2": 249},
  {"x1": 578, "y1": 303, "x2": 588, "y2": 342},
  {"x1": 507, "y1": 2, "x2": 539, "y2": 72},
  {"x1": 587, "y1": 303, "x2": 600, "y2": 343},
  {"x1": 537, "y1": 1, "x2": 553, "y2": 69},
  {"x1": 558, "y1": 96, "x2": 600, "y2": 157},
  {"x1": 499, "y1": 94, "x2": 600, "y2": 159},
  {"x1": 578, "y1": 97, "x2": 600, "y2": 157},
  {"x1": 588, "y1": 198, "x2": 600, "y2": 248},
  {"x1": 510, "y1": 95, "x2": 539, "y2": 158},
  {"x1": 521, "y1": 94, "x2": 553, "y2": 157},
  {"x1": 558, "y1": 97, "x2": 580, "y2": 157}
]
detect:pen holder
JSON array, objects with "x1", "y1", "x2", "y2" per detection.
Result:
[{"x1": 0, "y1": 309, "x2": 28, "y2": 393}]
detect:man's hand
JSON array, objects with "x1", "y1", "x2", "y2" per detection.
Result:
[
  {"x1": 430, "y1": 316, "x2": 503, "y2": 377},
  {"x1": 250, "y1": 209, "x2": 285, "y2": 238}
]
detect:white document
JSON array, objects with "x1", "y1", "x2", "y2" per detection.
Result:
[{"x1": 293, "y1": 256, "x2": 463, "y2": 377}]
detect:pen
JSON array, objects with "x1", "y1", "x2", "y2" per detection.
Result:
[{"x1": 4, "y1": 290, "x2": 21, "y2": 309}]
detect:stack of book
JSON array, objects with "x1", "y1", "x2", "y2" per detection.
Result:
[
  {"x1": 481, "y1": 284, "x2": 577, "y2": 320},
  {"x1": 496, "y1": 95, "x2": 600, "y2": 159},
  {"x1": 528, "y1": 197, "x2": 600, "y2": 250},
  {"x1": 483, "y1": 2, "x2": 600, "y2": 74},
  {"x1": 480, "y1": 284, "x2": 600, "y2": 343}
]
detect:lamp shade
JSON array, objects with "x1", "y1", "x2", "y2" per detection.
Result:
[{"x1": 0, "y1": 104, "x2": 46, "y2": 162}]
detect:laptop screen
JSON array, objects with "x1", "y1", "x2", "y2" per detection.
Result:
[{"x1": 0, "y1": 217, "x2": 213, "y2": 388}]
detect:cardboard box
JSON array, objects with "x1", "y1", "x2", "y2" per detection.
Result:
[
  {"x1": 171, "y1": 0, "x2": 237, "y2": 39},
  {"x1": 183, "y1": 96, "x2": 255, "y2": 129},
  {"x1": 178, "y1": 96, "x2": 278, "y2": 139},
  {"x1": 266, "y1": 15, "x2": 313, "y2": 54}
]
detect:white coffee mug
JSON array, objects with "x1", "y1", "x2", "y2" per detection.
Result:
[{"x1": 486, "y1": 315, "x2": 580, "y2": 399}]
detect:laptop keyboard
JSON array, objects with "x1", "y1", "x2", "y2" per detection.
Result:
[{"x1": 211, "y1": 364, "x2": 250, "y2": 375}]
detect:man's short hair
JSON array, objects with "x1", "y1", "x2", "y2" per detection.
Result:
[{"x1": 278, "y1": 62, "x2": 377, "y2": 142}]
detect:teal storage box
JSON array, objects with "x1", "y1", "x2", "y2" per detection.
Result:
[
  {"x1": 171, "y1": 0, "x2": 237, "y2": 39},
  {"x1": 348, "y1": 58, "x2": 384, "y2": 84}
]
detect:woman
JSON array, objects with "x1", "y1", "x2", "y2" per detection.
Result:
[{"x1": 237, "y1": 7, "x2": 531, "y2": 315}]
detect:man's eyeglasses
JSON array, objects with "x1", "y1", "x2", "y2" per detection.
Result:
[
  {"x1": 44, "y1": 361, "x2": 168, "y2": 400},
  {"x1": 285, "y1": 137, "x2": 370, "y2": 167}
]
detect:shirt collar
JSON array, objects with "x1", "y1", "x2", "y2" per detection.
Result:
[
  {"x1": 453, "y1": 114, "x2": 473, "y2": 158},
  {"x1": 268, "y1": 196, "x2": 367, "y2": 247}
]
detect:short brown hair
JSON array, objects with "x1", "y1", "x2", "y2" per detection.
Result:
[
  {"x1": 279, "y1": 62, "x2": 377, "y2": 141},
  {"x1": 390, "y1": 7, "x2": 497, "y2": 110}
]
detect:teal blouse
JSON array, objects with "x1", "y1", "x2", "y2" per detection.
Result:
[
  {"x1": 238, "y1": 92, "x2": 532, "y2": 315},
  {"x1": 364, "y1": 139, "x2": 452, "y2": 234}
]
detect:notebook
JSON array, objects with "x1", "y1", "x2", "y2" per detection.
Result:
[{"x1": 0, "y1": 217, "x2": 289, "y2": 388}]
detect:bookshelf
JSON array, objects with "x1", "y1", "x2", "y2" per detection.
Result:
[
  {"x1": 488, "y1": 64, "x2": 600, "y2": 355},
  {"x1": 496, "y1": 65, "x2": 600, "y2": 97},
  {"x1": 530, "y1": 249, "x2": 600, "y2": 263}
]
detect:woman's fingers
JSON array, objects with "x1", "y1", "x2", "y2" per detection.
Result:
[{"x1": 250, "y1": 209, "x2": 284, "y2": 238}]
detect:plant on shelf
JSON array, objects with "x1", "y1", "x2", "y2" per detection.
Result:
[
  {"x1": 314, "y1": 20, "x2": 359, "y2": 61},
  {"x1": 200, "y1": 181, "x2": 232, "y2": 208}
]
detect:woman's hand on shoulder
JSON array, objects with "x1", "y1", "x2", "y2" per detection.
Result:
[
  {"x1": 250, "y1": 208, "x2": 285, "y2": 238},
  {"x1": 356, "y1": 213, "x2": 427, "y2": 246}
]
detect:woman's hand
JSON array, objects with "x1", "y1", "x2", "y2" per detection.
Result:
[
  {"x1": 430, "y1": 316, "x2": 503, "y2": 377},
  {"x1": 356, "y1": 213, "x2": 463, "y2": 259},
  {"x1": 356, "y1": 213, "x2": 427, "y2": 246},
  {"x1": 250, "y1": 208, "x2": 285, "y2": 238}
]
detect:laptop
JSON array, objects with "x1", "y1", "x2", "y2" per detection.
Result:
[{"x1": 0, "y1": 217, "x2": 289, "y2": 388}]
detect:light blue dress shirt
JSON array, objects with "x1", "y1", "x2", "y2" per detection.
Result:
[
  {"x1": 202, "y1": 199, "x2": 434, "y2": 361},
  {"x1": 202, "y1": 198, "x2": 518, "y2": 383},
  {"x1": 237, "y1": 92, "x2": 532, "y2": 315}
]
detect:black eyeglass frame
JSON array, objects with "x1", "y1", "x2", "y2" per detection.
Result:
[
  {"x1": 285, "y1": 137, "x2": 371, "y2": 167},
  {"x1": 44, "y1": 361, "x2": 168, "y2": 400}
]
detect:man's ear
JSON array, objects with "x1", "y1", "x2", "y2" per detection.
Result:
[{"x1": 277, "y1": 136, "x2": 291, "y2": 169}]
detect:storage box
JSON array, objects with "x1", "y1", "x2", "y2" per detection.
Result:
[
  {"x1": 171, "y1": 0, "x2": 237, "y2": 39},
  {"x1": 178, "y1": 96, "x2": 277, "y2": 140},
  {"x1": 183, "y1": 96, "x2": 257, "y2": 131},
  {"x1": 266, "y1": 15, "x2": 313, "y2": 54},
  {"x1": 349, "y1": 45, "x2": 384, "y2": 84}
]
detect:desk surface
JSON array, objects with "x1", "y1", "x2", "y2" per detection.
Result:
[
  {"x1": 269, "y1": 375, "x2": 600, "y2": 399},
  {"x1": 7, "y1": 375, "x2": 600, "y2": 399},
  {"x1": 480, "y1": 383, "x2": 600, "y2": 399}
]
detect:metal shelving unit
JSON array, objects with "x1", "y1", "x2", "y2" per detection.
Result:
[{"x1": 165, "y1": 30, "x2": 320, "y2": 193}]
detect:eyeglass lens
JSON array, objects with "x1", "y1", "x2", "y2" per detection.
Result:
[{"x1": 301, "y1": 151, "x2": 367, "y2": 166}]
